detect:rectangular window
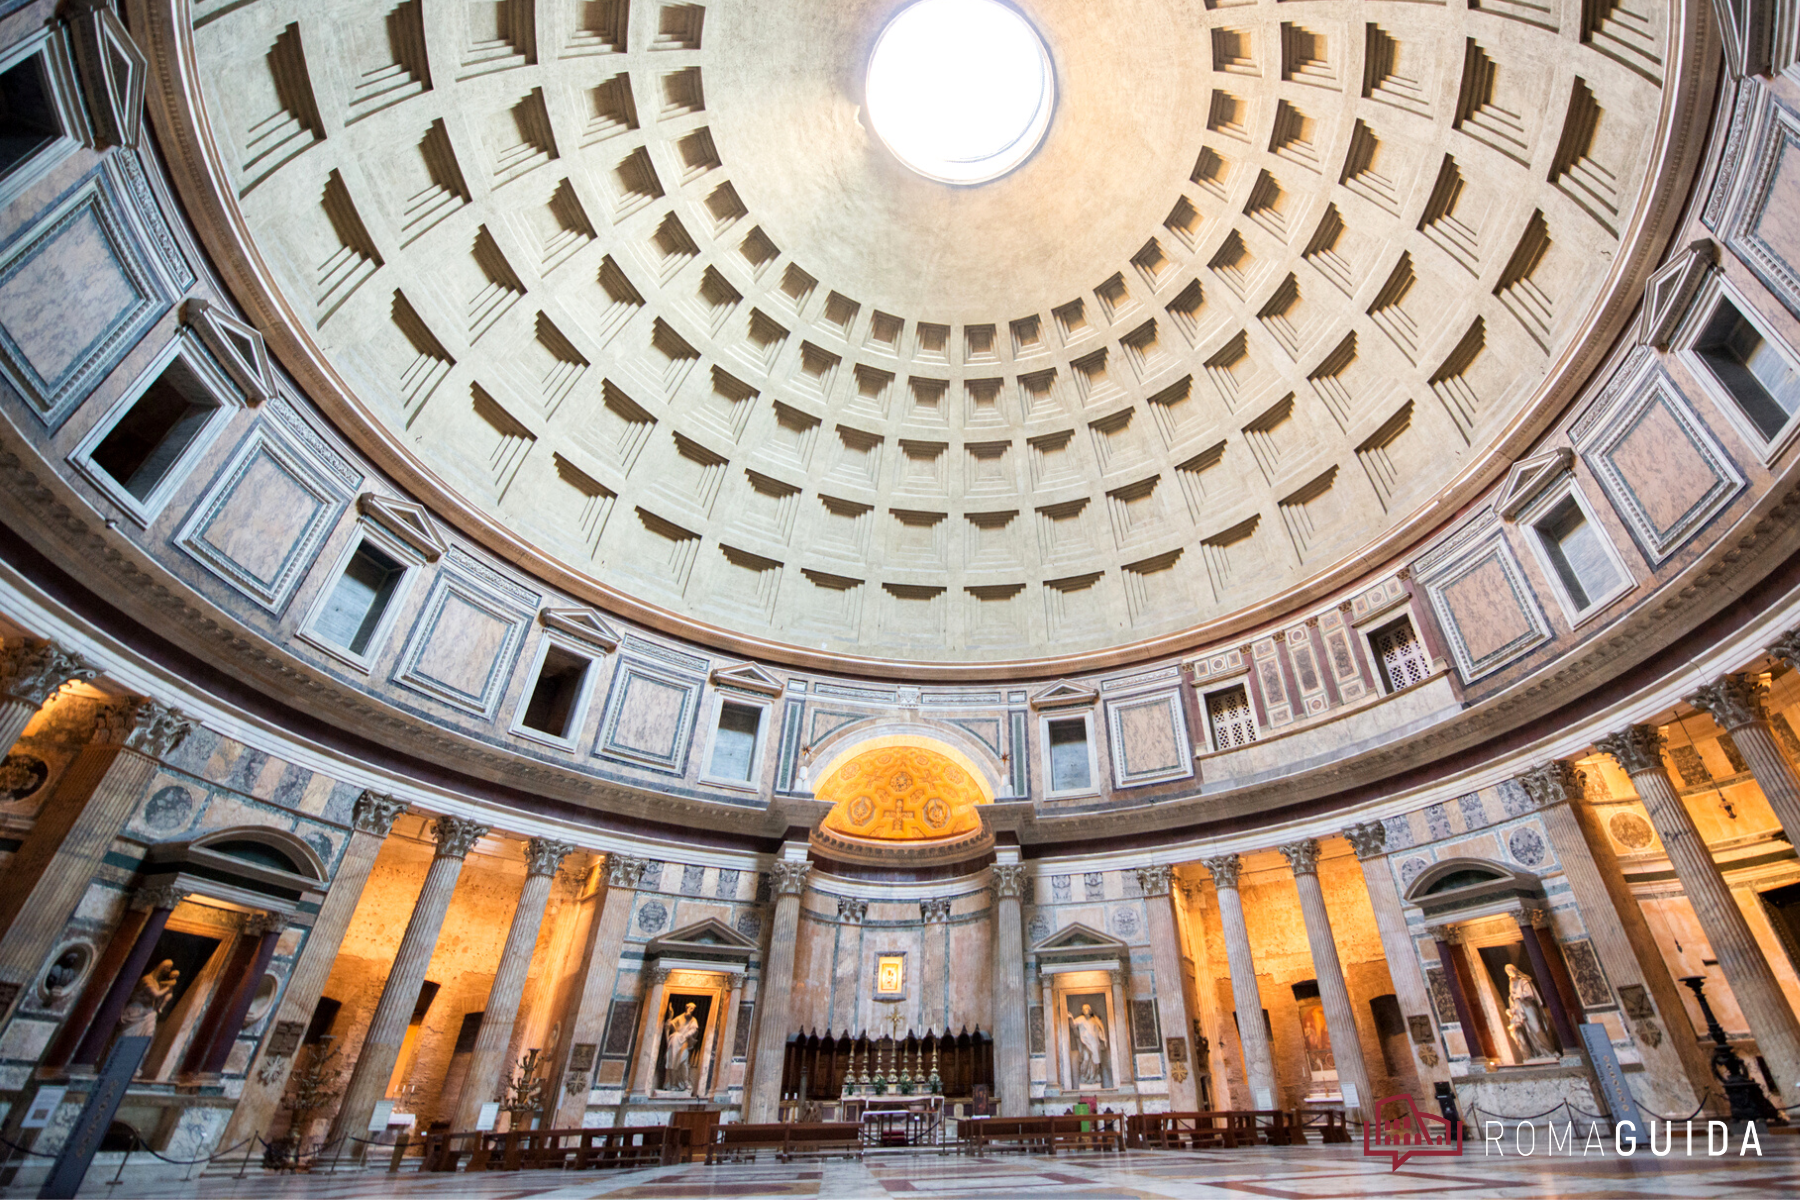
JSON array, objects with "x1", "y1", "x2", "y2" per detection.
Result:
[
  {"x1": 708, "y1": 701, "x2": 762, "y2": 783},
  {"x1": 1369, "y1": 617, "x2": 1432, "y2": 693},
  {"x1": 313, "y1": 541, "x2": 405, "y2": 655},
  {"x1": 1694, "y1": 300, "x2": 1800, "y2": 441},
  {"x1": 0, "y1": 54, "x2": 60, "y2": 179},
  {"x1": 88, "y1": 360, "x2": 222, "y2": 501},
  {"x1": 1206, "y1": 685, "x2": 1258, "y2": 750},
  {"x1": 1535, "y1": 497, "x2": 1621, "y2": 611},
  {"x1": 520, "y1": 645, "x2": 590, "y2": 738},
  {"x1": 1047, "y1": 717, "x2": 1091, "y2": 791}
]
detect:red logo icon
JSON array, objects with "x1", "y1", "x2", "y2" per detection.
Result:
[{"x1": 1364, "y1": 1094, "x2": 1463, "y2": 1170}]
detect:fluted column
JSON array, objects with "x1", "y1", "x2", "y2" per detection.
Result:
[
  {"x1": 0, "y1": 699, "x2": 193, "y2": 1027},
  {"x1": 221, "y1": 791, "x2": 405, "y2": 1147},
  {"x1": 1202, "y1": 854, "x2": 1277, "y2": 1108},
  {"x1": 330, "y1": 814, "x2": 488, "y2": 1148},
  {"x1": 629, "y1": 966, "x2": 672, "y2": 1098},
  {"x1": 550, "y1": 854, "x2": 645, "y2": 1127},
  {"x1": 1108, "y1": 968, "x2": 1135, "y2": 1089},
  {"x1": 711, "y1": 973, "x2": 745, "y2": 1100},
  {"x1": 1135, "y1": 865, "x2": 1197, "y2": 1109},
  {"x1": 1278, "y1": 840, "x2": 1373, "y2": 1120},
  {"x1": 1515, "y1": 763, "x2": 1713, "y2": 1111},
  {"x1": 746, "y1": 859, "x2": 811, "y2": 1122},
  {"x1": 65, "y1": 883, "x2": 189, "y2": 1066},
  {"x1": 1596, "y1": 725, "x2": 1800, "y2": 1104},
  {"x1": 1690, "y1": 672, "x2": 1800, "y2": 845},
  {"x1": 1342, "y1": 821, "x2": 1450, "y2": 1090},
  {"x1": 990, "y1": 863, "x2": 1030, "y2": 1116},
  {"x1": 1039, "y1": 968, "x2": 1061, "y2": 1094},
  {"x1": 450, "y1": 836, "x2": 575, "y2": 1129},
  {"x1": 0, "y1": 638, "x2": 95, "y2": 760}
]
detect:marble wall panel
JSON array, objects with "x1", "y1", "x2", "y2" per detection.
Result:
[
  {"x1": 1417, "y1": 533, "x2": 1551, "y2": 681},
  {"x1": 595, "y1": 659, "x2": 703, "y2": 773},
  {"x1": 391, "y1": 572, "x2": 531, "y2": 717},
  {"x1": 1104, "y1": 688, "x2": 1191, "y2": 787}
]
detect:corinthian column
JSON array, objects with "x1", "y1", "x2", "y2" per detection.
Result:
[
  {"x1": 990, "y1": 863, "x2": 1030, "y2": 1116},
  {"x1": 1689, "y1": 672, "x2": 1800, "y2": 845},
  {"x1": 1342, "y1": 821, "x2": 1450, "y2": 1091},
  {"x1": 0, "y1": 637, "x2": 96, "y2": 759},
  {"x1": 1514, "y1": 763, "x2": 1713, "y2": 1113},
  {"x1": 1596, "y1": 725, "x2": 1800, "y2": 1102},
  {"x1": 1277, "y1": 839, "x2": 1373, "y2": 1120},
  {"x1": 330, "y1": 814, "x2": 488, "y2": 1148},
  {"x1": 746, "y1": 859, "x2": 810, "y2": 1122},
  {"x1": 222, "y1": 791, "x2": 406, "y2": 1148},
  {"x1": 1202, "y1": 854, "x2": 1278, "y2": 1108},
  {"x1": 1135, "y1": 865, "x2": 1197, "y2": 1109},
  {"x1": 450, "y1": 836, "x2": 575, "y2": 1130},
  {"x1": 550, "y1": 854, "x2": 646, "y2": 1127},
  {"x1": 0, "y1": 697, "x2": 193, "y2": 1025}
]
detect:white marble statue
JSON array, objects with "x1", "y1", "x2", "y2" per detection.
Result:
[
  {"x1": 1504, "y1": 964, "x2": 1558, "y2": 1060},
  {"x1": 1071, "y1": 1003, "x2": 1108, "y2": 1086},
  {"x1": 663, "y1": 1002, "x2": 702, "y2": 1091},
  {"x1": 118, "y1": 960, "x2": 180, "y2": 1040}
]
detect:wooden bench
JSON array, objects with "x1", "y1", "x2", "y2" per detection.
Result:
[
  {"x1": 421, "y1": 1125, "x2": 676, "y2": 1172},
  {"x1": 959, "y1": 1115, "x2": 1125, "y2": 1155},
  {"x1": 1294, "y1": 1108, "x2": 1353, "y2": 1144},
  {"x1": 702, "y1": 1122, "x2": 863, "y2": 1163},
  {"x1": 1126, "y1": 1110, "x2": 1303, "y2": 1149}
]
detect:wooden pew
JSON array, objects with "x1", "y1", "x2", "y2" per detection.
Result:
[
  {"x1": 1125, "y1": 1110, "x2": 1303, "y2": 1149},
  {"x1": 959, "y1": 1115, "x2": 1125, "y2": 1155},
  {"x1": 702, "y1": 1122, "x2": 864, "y2": 1163}
]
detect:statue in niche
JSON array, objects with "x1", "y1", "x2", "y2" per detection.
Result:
[
  {"x1": 119, "y1": 960, "x2": 180, "y2": 1039},
  {"x1": 1504, "y1": 964, "x2": 1559, "y2": 1060},
  {"x1": 662, "y1": 1002, "x2": 702, "y2": 1091},
  {"x1": 1071, "y1": 1003, "x2": 1109, "y2": 1087}
]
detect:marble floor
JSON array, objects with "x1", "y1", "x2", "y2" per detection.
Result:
[{"x1": 28, "y1": 1141, "x2": 1800, "y2": 1200}]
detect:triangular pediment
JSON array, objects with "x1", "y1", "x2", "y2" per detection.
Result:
[
  {"x1": 184, "y1": 298, "x2": 276, "y2": 404},
  {"x1": 1033, "y1": 921, "x2": 1128, "y2": 953},
  {"x1": 1495, "y1": 448, "x2": 1574, "y2": 521},
  {"x1": 711, "y1": 660, "x2": 784, "y2": 696},
  {"x1": 1030, "y1": 680, "x2": 1098, "y2": 710},
  {"x1": 1637, "y1": 239, "x2": 1716, "y2": 350},
  {"x1": 540, "y1": 607, "x2": 621, "y2": 652},
  {"x1": 648, "y1": 917, "x2": 757, "y2": 960},
  {"x1": 357, "y1": 493, "x2": 448, "y2": 562}
]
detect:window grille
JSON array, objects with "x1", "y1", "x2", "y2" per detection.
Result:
[
  {"x1": 1371, "y1": 618, "x2": 1432, "y2": 693},
  {"x1": 1207, "y1": 685, "x2": 1258, "y2": 750}
]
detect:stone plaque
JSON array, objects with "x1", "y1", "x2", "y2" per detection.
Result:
[
  {"x1": 1616, "y1": 984, "x2": 1655, "y2": 1020},
  {"x1": 569, "y1": 1042, "x2": 597, "y2": 1073},
  {"x1": 1132, "y1": 998, "x2": 1160, "y2": 1050},
  {"x1": 1408, "y1": 1014, "x2": 1436, "y2": 1046},
  {"x1": 265, "y1": 1020, "x2": 305, "y2": 1058},
  {"x1": 1424, "y1": 966, "x2": 1458, "y2": 1024},
  {"x1": 1561, "y1": 938, "x2": 1611, "y2": 1009},
  {"x1": 733, "y1": 1001, "x2": 754, "y2": 1057},
  {"x1": 1028, "y1": 1005, "x2": 1045, "y2": 1054},
  {"x1": 602, "y1": 998, "x2": 639, "y2": 1056}
]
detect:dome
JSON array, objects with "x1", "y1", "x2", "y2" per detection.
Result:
[{"x1": 181, "y1": 0, "x2": 1685, "y2": 671}]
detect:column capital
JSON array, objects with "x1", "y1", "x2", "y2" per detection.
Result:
[
  {"x1": 242, "y1": 911, "x2": 289, "y2": 938},
  {"x1": 992, "y1": 863, "x2": 1027, "y2": 899},
  {"x1": 647, "y1": 966, "x2": 672, "y2": 987},
  {"x1": 837, "y1": 895, "x2": 868, "y2": 923},
  {"x1": 605, "y1": 854, "x2": 648, "y2": 888},
  {"x1": 1768, "y1": 629, "x2": 1800, "y2": 672},
  {"x1": 1594, "y1": 724, "x2": 1666, "y2": 776},
  {"x1": 727, "y1": 972, "x2": 745, "y2": 993},
  {"x1": 1342, "y1": 821, "x2": 1387, "y2": 860},
  {"x1": 1432, "y1": 925, "x2": 1466, "y2": 946},
  {"x1": 352, "y1": 790, "x2": 407, "y2": 837},
  {"x1": 1277, "y1": 838, "x2": 1321, "y2": 876},
  {"x1": 0, "y1": 638, "x2": 97, "y2": 706},
  {"x1": 525, "y1": 837, "x2": 577, "y2": 877},
  {"x1": 1513, "y1": 906, "x2": 1551, "y2": 930},
  {"x1": 130, "y1": 882, "x2": 189, "y2": 911},
  {"x1": 1200, "y1": 853, "x2": 1242, "y2": 889},
  {"x1": 770, "y1": 860, "x2": 812, "y2": 896},
  {"x1": 1107, "y1": 968, "x2": 1124, "y2": 987},
  {"x1": 94, "y1": 697, "x2": 196, "y2": 758},
  {"x1": 1133, "y1": 864, "x2": 1173, "y2": 897},
  {"x1": 1519, "y1": 760, "x2": 1582, "y2": 809},
  {"x1": 1687, "y1": 674, "x2": 1767, "y2": 732},
  {"x1": 920, "y1": 897, "x2": 952, "y2": 923},
  {"x1": 431, "y1": 815, "x2": 489, "y2": 860}
]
